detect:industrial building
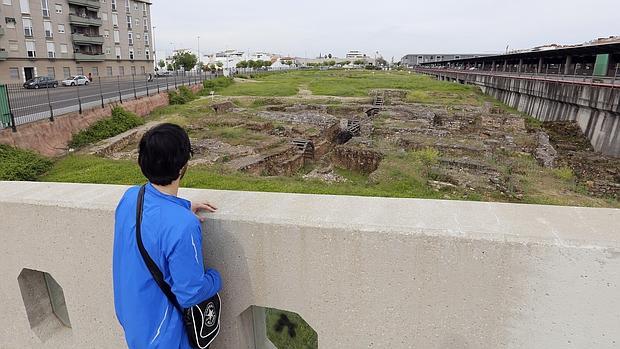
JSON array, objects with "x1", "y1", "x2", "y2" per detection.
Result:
[{"x1": 401, "y1": 53, "x2": 490, "y2": 66}]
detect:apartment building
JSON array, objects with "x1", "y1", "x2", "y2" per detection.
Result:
[{"x1": 0, "y1": 0, "x2": 154, "y2": 83}]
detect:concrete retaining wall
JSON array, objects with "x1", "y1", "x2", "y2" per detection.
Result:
[
  {"x1": 433, "y1": 72, "x2": 620, "y2": 157},
  {"x1": 0, "y1": 84, "x2": 202, "y2": 157},
  {"x1": 0, "y1": 182, "x2": 619, "y2": 348}
]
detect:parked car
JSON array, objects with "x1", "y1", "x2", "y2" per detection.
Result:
[
  {"x1": 23, "y1": 76, "x2": 59, "y2": 89},
  {"x1": 155, "y1": 70, "x2": 172, "y2": 77},
  {"x1": 61, "y1": 75, "x2": 89, "y2": 86}
]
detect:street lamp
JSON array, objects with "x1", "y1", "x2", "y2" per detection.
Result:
[
  {"x1": 197, "y1": 35, "x2": 201, "y2": 65},
  {"x1": 152, "y1": 25, "x2": 157, "y2": 70}
]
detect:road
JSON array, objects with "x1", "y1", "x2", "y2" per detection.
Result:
[{"x1": 5, "y1": 73, "x2": 216, "y2": 126}]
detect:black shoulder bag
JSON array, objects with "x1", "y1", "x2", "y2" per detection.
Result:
[{"x1": 136, "y1": 185, "x2": 221, "y2": 349}]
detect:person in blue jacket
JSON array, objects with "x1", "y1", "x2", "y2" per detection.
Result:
[{"x1": 113, "y1": 123, "x2": 221, "y2": 348}]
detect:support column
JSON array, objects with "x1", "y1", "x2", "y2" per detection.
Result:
[
  {"x1": 518, "y1": 59, "x2": 523, "y2": 73},
  {"x1": 564, "y1": 56, "x2": 572, "y2": 75},
  {"x1": 481, "y1": 62, "x2": 486, "y2": 71},
  {"x1": 537, "y1": 57, "x2": 544, "y2": 74},
  {"x1": 491, "y1": 61, "x2": 496, "y2": 72}
]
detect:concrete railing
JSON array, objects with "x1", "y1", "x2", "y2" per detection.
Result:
[{"x1": 0, "y1": 182, "x2": 619, "y2": 348}]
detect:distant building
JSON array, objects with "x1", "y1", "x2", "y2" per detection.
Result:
[
  {"x1": 401, "y1": 54, "x2": 490, "y2": 66},
  {"x1": 346, "y1": 50, "x2": 366, "y2": 59}
]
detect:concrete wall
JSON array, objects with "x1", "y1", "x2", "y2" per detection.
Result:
[
  {"x1": 430, "y1": 71, "x2": 620, "y2": 157},
  {"x1": 0, "y1": 84, "x2": 202, "y2": 157},
  {"x1": 0, "y1": 182, "x2": 619, "y2": 348}
]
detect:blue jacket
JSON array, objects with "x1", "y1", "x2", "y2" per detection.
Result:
[{"x1": 113, "y1": 183, "x2": 221, "y2": 348}]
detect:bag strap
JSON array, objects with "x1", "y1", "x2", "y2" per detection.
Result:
[{"x1": 135, "y1": 185, "x2": 184, "y2": 313}]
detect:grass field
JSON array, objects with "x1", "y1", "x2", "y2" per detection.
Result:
[{"x1": 219, "y1": 70, "x2": 487, "y2": 105}]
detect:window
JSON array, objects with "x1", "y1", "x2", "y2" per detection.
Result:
[
  {"x1": 145, "y1": 50, "x2": 149, "y2": 60},
  {"x1": 115, "y1": 46, "x2": 121, "y2": 59},
  {"x1": 76, "y1": 67, "x2": 83, "y2": 75},
  {"x1": 136, "y1": 33, "x2": 140, "y2": 40},
  {"x1": 58, "y1": 24, "x2": 65, "y2": 33},
  {"x1": 103, "y1": 29, "x2": 110, "y2": 38},
  {"x1": 9, "y1": 67, "x2": 19, "y2": 79},
  {"x1": 55, "y1": 4, "x2": 62, "y2": 14},
  {"x1": 125, "y1": 0, "x2": 130, "y2": 12},
  {"x1": 126, "y1": 15, "x2": 132, "y2": 29},
  {"x1": 143, "y1": 17, "x2": 148, "y2": 31},
  {"x1": 5, "y1": 17, "x2": 17, "y2": 29},
  {"x1": 111, "y1": 0, "x2": 116, "y2": 11},
  {"x1": 106, "y1": 66, "x2": 113, "y2": 76},
  {"x1": 92, "y1": 67, "x2": 98, "y2": 76},
  {"x1": 129, "y1": 47, "x2": 134, "y2": 60},
  {"x1": 133, "y1": 2, "x2": 137, "y2": 10},
  {"x1": 144, "y1": 32, "x2": 149, "y2": 45},
  {"x1": 63, "y1": 66, "x2": 70, "y2": 78},
  {"x1": 47, "y1": 67, "x2": 55, "y2": 78},
  {"x1": 112, "y1": 13, "x2": 118, "y2": 27},
  {"x1": 102, "y1": 12, "x2": 108, "y2": 21},
  {"x1": 41, "y1": 0, "x2": 50, "y2": 17},
  {"x1": 9, "y1": 40, "x2": 18, "y2": 51},
  {"x1": 23, "y1": 18, "x2": 33, "y2": 37},
  {"x1": 135, "y1": 18, "x2": 139, "y2": 26},
  {"x1": 105, "y1": 47, "x2": 111, "y2": 55},
  {"x1": 3, "y1": 0, "x2": 12, "y2": 5},
  {"x1": 113, "y1": 30, "x2": 120, "y2": 43},
  {"x1": 19, "y1": 0, "x2": 30, "y2": 14},
  {"x1": 44, "y1": 21, "x2": 53, "y2": 38},
  {"x1": 60, "y1": 44, "x2": 68, "y2": 54},
  {"x1": 141, "y1": 66, "x2": 145, "y2": 74},
  {"x1": 130, "y1": 66, "x2": 135, "y2": 75},
  {"x1": 26, "y1": 41, "x2": 36, "y2": 58},
  {"x1": 142, "y1": 3, "x2": 147, "y2": 16},
  {"x1": 119, "y1": 66, "x2": 124, "y2": 75},
  {"x1": 137, "y1": 49, "x2": 141, "y2": 56},
  {"x1": 46, "y1": 42, "x2": 55, "y2": 58},
  {"x1": 128, "y1": 31, "x2": 133, "y2": 45}
]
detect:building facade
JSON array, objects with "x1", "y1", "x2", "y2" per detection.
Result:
[
  {"x1": 0, "y1": 0, "x2": 154, "y2": 83},
  {"x1": 401, "y1": 54, "x2": 490, "y2": 66}
]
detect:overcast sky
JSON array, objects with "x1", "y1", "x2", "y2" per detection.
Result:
[{"x1": 151, "y1": 0, "x2": 618, "y2": 61}]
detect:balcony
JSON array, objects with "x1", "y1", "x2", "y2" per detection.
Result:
[
  {"x1": 0, "y1": 51, "x2": 7, "y2": 60},
  {"x1": 67, "y1": 0, "x2": 100, "y2": 10},
  {"x1": 74, "y1": 52, "x2": 105, "y2": 62},
  {"x1": 72, "y1": 33, "x2": 104, "y2": 45},
  {"x1": 68, "y1": 14, "x2": 102, "y2": 27}
]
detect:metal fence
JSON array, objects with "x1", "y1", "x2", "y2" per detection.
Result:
[
  {"x1": 0, "y1": 71, "x2": 218, "y2": 131},
  {"x1": 413, "y1": 64, "x2": 620, "y2": 88}
]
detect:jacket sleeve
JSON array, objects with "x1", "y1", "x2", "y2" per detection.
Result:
[{"x1": 166, "y1": 221, "x2": 221, "y2": 308}]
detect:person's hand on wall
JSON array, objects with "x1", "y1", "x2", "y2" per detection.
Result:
[{"x1": 191, "y1": 201, "x2": 218, "y2": 222}]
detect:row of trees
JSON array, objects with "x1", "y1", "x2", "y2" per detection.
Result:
[
  {"x1": 157, "y1": 50, "x2": 226, "y2": 73},
  {"x1": 236, "y1": 60, "x2": 273, "y2": 69}
]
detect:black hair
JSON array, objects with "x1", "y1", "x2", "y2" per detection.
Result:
[{"x1": 138, "y1": 123, "x2": 192, "y2": 186}]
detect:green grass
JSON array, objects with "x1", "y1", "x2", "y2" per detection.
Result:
[
  {"x1": 69, "y1": 107, "x2": 144, "y2": 148},
  {"x1": 0, "y1": 145, "x2": 53, "y2": 181},
  {"x1": 217, "y1": 70, "x2": 486, "y2": 105},
  {"x1": 265, "y1": 308, "x2": 317, "y2": 349}
]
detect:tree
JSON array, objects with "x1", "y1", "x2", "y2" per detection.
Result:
[
  {"x1": 216, "y1": 62, "x2": 224, "y2": 70},
  {"x1": 328, "y1": 53, "x2": 332, "y2": 59},
  {"x1": 158, "y1": 60, "x2": 166, "y2": 69},
  {"x1": 237, "y1": 61, "x2": 248, "y2": 68},
  {"x1": 166, "y1": 63, "x2": 174, "y2": 71},
  {"x1": 171, "y1": 50, "x2": 198, "y2": 71},
  {"x1": 354, "y1": 59, "x2": 366, "y2": 65},
  {"x1": 247, "y1": 60, "x2": 256, "y2": 69},
  {"x1": 376, "y1": 57, "x2": 388, "y2": 67}
]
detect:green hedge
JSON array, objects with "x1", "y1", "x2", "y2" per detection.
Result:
[
  {"x1": 169, "y1": 85, "x2": 198, "y2": 105},
  {"x1": 202, "y1": 76, "x2": 234, "y2": 91},
  {"x1": 69, "y1": 107, "x2": 144, "y2": 149},
  {"x1": 0, "y1": 145, "x2": 53, "y2": 181}
]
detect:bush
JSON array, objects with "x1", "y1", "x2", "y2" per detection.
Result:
[
  {"x1": 0, "y1": 145, "x2": 53, "y2": 181},
  {"x1": 69, "y1": 107, "x2": 144, "y2": 148},
  {"x1": 169, "y1": 85, "x2": 197, "y2": 105},
  {"x1": 202, "y1": 77, "x2": 234, "y2": 92}
]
